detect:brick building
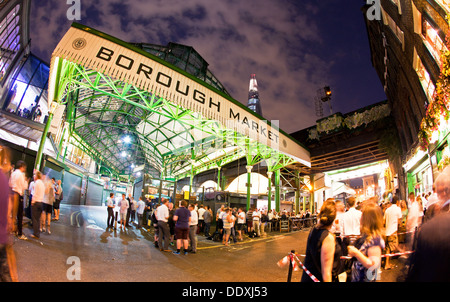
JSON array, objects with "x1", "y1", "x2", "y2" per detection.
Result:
[{"x1": 363, "y1": 0, "x2": 450, "y2": 196}]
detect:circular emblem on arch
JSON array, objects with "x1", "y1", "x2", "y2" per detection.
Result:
[{"x1": 72, "y1": 38, "x2": 87, "y2": 50}]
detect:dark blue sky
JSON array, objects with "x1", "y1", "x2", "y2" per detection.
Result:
[{"x1": 30, "y1": 0, "x2": 386, "y2": 133}]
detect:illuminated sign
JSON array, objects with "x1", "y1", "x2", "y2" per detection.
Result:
[{"x1": 49, "y1": 24, "x2": 310, "y2": 167}]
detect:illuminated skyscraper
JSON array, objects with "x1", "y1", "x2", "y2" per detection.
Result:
[{"x1": 247, "y1": 74, "x2": 262, "y2": 116}]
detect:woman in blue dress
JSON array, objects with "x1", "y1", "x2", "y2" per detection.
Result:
[{"x1": 347, "y1": 202, "x2": 385, "y2": 282}]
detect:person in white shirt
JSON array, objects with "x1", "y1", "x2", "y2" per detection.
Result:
[
  {"x1": 237, "y1": 208, "x2": 246, "y2": 240},
  {"x1": 156, "y1": 199, "x2": 170, "y2": 251},
  {"x1": 406, "y1": 193, "x2": 420, "y2": 251},
  {"x1": 197, "y1": 205, "x2": 206, "y2": 233},
  {"x1": 384, "y1": 196, "x2": 403, "y2": 269},
  {"x1": 252, "y1": 208, "x2": 261, "y2": 237},
  {"x1": 118, "y1": 194, "x2": 129, "y2": 230},
  {"x1": 188, "y1": 204, "x2": 198, "y2": 253},
  {"x1": 106, "y1": 193, "x2": 115, "y2": 229},
  {"x1": 30, "y1": 171, "x2": 45, "y2": 239},
  {"x1": 9, "y1": 161, "x2": 28, "y2": 240},
  {"x1": 41, "y1": 176, "x2": 55, "y2": 235},
  {"x1": 340, "y1": 197, "x2": 362, "y2": 244},
  {"x1": 136, "y1": 197, "x2": 146, "y2": 228},
  {"x1": 330, "y1": 200, "x2": 345, "y2": 235}
]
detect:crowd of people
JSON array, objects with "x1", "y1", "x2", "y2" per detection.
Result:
[
  {"x1": 0, "y1": 146, "x2": 65, "y2": 280},
  {"x1": 300, "y1": 165, "x2": 450, "y2": 282},
  {"x1": 5, "y1": 158, "x2": 63, "y2": 241},
  {"x1": 106, "y1": 195, "x2": 318, "y2": 256},
  {"x1": 1, "y1": 141, "x2": 449, "y2": 282}
]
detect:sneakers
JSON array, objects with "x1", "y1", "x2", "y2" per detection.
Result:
[
  {"x1": 172, "y1": 250, "x2": 188, "y2": 255},
  {"x1": 17, "y1": 234, "x2": 28, "y2": 240}
]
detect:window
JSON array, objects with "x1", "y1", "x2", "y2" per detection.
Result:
[
  {"x1": 435, "y1": 0, "x2": 450, "y2": 13},
  {"x1": 0, "y1": 4, "x2": 21, "y2": 82},
  {"x1": 422, "y1": 18, "x2": 447, "y2": 66},
  {"x1": 3, "y1": 55, "x2": 49, "y2": 123},
  {"x1": 389, "y1": 0, "x2": 402, "y2": 14},
  {"x1": 381, "y1": 7, "x2": 405, "y2": 50},
  {"x1": 414, "y1": 51, "x2": 436, "y2": 103}
]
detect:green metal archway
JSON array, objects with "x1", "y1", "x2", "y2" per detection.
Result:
[{"x1": 40, "y1": 23, "x2": 311, "y2": 210}]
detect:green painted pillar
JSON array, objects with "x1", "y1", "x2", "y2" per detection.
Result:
[
  {"x1": 217, "y1": 166, "x2": 221, "y2": 191},
  {"x1": 275, "y1": 169, "x2": 280, "y2": 212},
  {"x1": 34, "y1": 112, "x2": 54, "y2": 171},
  {"x1": 189, "y1": 163, "x2": 194, "y2": 199},
  {"x1": 56, "y1": 126, "x2": 66, "y2": 160},
  {"x1": 267, "y1": 171, "x2": 273, "y2": 211},
  {"x1": 246, "y1": 165, "x2": 253, "y2": 211}
]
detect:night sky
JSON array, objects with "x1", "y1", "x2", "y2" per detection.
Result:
[{"x1": 30, "y1": 0, "x2": 386, "y2": 134}]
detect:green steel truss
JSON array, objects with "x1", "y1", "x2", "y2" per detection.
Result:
[{"x1": 51, "y1": 57, "x2": 303, "y2": 181}]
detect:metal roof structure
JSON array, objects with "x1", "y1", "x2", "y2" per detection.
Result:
[{"x1": 45, "y1": 23, "x2": 311, "y2": 182}]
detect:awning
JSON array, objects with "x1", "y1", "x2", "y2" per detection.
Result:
[{"x1": 47, "y1": 23, "x2": 311, "y2": 180}]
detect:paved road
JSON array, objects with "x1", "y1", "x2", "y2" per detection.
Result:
[{"x1": 11, "y1": 204, "x2": 407, "y2": 282}]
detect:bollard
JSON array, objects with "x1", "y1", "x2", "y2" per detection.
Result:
[{"x1": 287, "y1": 250, "x2": 295, "y2": 282}]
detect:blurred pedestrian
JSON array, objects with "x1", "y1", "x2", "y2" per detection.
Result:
[
  {"x1": 347, "y1": 202, "x2": 385, "y2": 282},
  {"x1": 236, "y1": 207, "x2": 246, "y2": 241},
  {"x1": 106, "y1": 193, "x2": 115, "y2": 229},
  {"x1": 197, "y1": 205, "x2": 205, "y2": 234},
  {"x1": 9, "y1": 160, "x2": 28, "y2": 240},
  {"x1": 173, "y1": 200, "x2": 190, "y2": 255},
  {"x1": 151, "y1": 204, "x2": 160, "y2": 248},
  {"x1": 301, "y1": 199, "x2": 340, "y2": 282},
  {"x1": 252, "y1": 208, "x2": 261, "y2": 237},
  {"x1": 340, "y1": 197, "x2": 362, "y2": 241},
  {"x1": 118, "y1": 194, "x2": 129, "y2": 230},
  {"x1": 168, "y1": 202, "x2": 175, "y2": 246},
  {"x1": 129, "y1": 196, "x2": 137, "y2": 225},
  {"x1": 136, "y1": 197, "x2": 145, "y2": 228},
  {"x1": 41, "y1": 176, "x2": 55, "y2": 235},
  {"x1": 188, "y1": 203, "x2": 198, "y2": 253},
  {"x1": 407, "y1": 166, "x2": 450, "y2": 282},
  {"x1": 30, "y1": 171, "x2": 44, "y2": 239},
  {"x1": 126, "y1": 194, "x2": 132, "y2": 227},
  {"x1": 203, "y1": 205, "x2": 212, "y2": 237},
  {"x1": 383, "y1": 196, "x2": 402, "y2": 270},
  {"x1": 331, "y1": 200, "x2": 345, "y2": 235},
  {"x1": 222, "y1": 208, "x2": 233, "y2": 246},
  {"x1": 53, "y1": 180, "x2": 62, "y2": 221},
  {"x1": 0, "y1": 146, "x2": 17, "y2": 281},
  {"x1": 406, "y1": 192, "x2": 420, "y2": 251}
]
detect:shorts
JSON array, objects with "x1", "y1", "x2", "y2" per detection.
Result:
[
  {"x1": 223, "y1": 228, "x2": 231, "y2": 235},
  {"x1": 385, "y1": 233, "x2": 398, "y2": 253},
  {"x1": 120, "y1": 212, "x2": 127, "y2": 221},
  {"x1": 237, "y1": 223, "x2": 245, "y2": 231},
  {"x1": 175, "y1": 227, "x2": 189, "y2": 240},
  {"x1": 53, "y1": 199, "x2": 61, "y2": 210},
  {"x1": 42, "y1": 203, "x2": 53, "y2": 214}
]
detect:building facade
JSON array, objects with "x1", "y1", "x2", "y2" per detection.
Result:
[{"x1": 363, "y1": 0, "x2": 450, "y2": 197}]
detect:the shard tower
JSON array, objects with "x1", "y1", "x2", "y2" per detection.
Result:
[{"x1": 247, "y1": 74, "x2": 262, "y2": 116}]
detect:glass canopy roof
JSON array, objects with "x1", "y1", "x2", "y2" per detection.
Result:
[{"x1": 47, "y1": 23, "x2": 310, "y2": 181}]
